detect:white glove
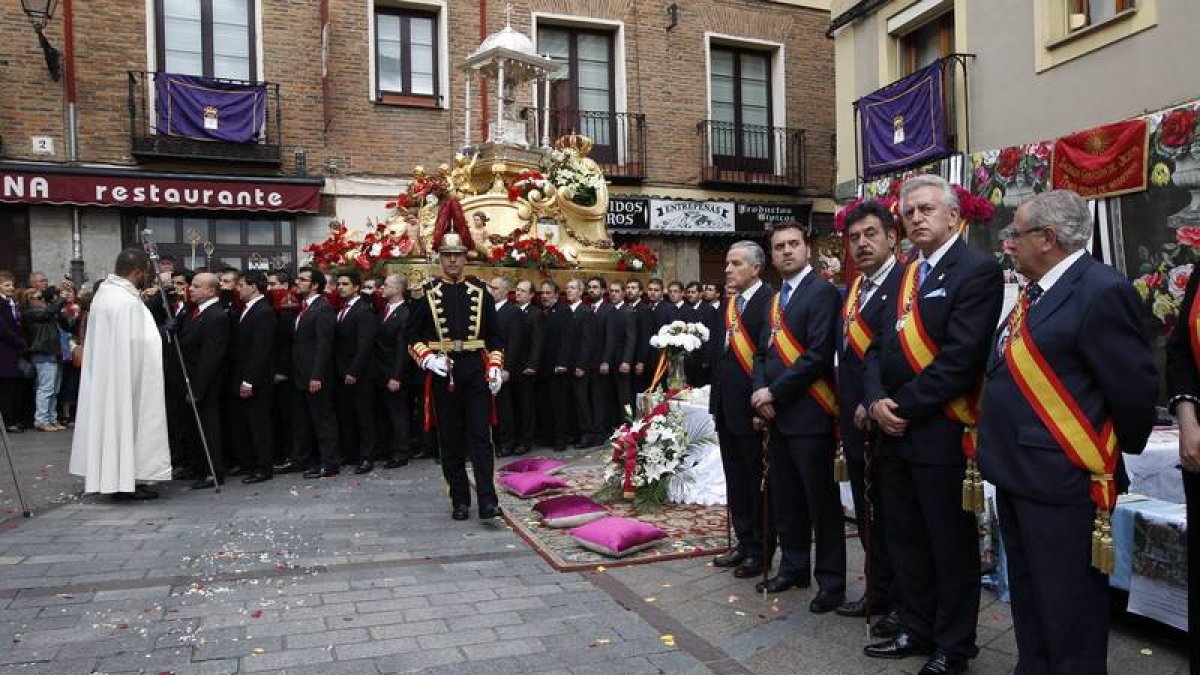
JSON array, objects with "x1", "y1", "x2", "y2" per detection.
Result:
[
  {"x1": 487, "y1": 365, "x2": 503, "y2": 395},
  {"x1": 422, "y1": 353, "x2": 450, "y2": 378}
]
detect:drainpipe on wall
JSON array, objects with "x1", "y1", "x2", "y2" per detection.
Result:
[
  {"x1": 63, "y1": 0, "x2": 84, "y2": 283},
  {"x1": 479, "y1": 0, "x2": 489, "y2": 142}
]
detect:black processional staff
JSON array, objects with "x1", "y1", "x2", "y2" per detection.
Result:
[
  {"x1": 861, "y1": 428, "x2": 877, "y2": 635},
  {"x1": 0, "y1": 410, "x2": 32, "y2": 518},
  {"x1": 759, "y1": 422, "x2": 771, "y2": 594},
  {"x1": 141, "y1": 229, "x2": 222, "y2": 494}
]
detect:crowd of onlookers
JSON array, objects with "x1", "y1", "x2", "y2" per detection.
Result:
[{"x1": 0, "y1": 270, "x2": 89, "y2": 435}]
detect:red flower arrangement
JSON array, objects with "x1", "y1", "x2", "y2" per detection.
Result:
[
  {"x1": 303, "y1": 221, "x2": 360, "y2": 269},
  {"x1": 304, "y1": 219, "x2": 417, "y2": 273},
  {"x1": 489, "y1": 238, "x2": 572, "y2": 270},
  {"x1": 1159, "y1": 108, "x2": 1198, "y2": 149},
  {"x1": 615, "y1": 243, "x2": 658, "y2": 272},
  {"x1": 507, "y1": 170, "x2": 548, "y2": 202},
  {"x1": 996, "y1": 146, "x2": 1024, "y2": 178}
]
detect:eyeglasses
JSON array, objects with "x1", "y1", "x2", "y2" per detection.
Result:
[{"x1": 1000, "y1": 225, "x2": 1048, "y2": 241}]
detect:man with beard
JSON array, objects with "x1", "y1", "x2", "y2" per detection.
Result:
[
  {"x1": 333, "y1": 271, "x2": 378, "y2": 474},
  {"x1": 279, "y1": 267, "x2": 339, "y2": 478}
]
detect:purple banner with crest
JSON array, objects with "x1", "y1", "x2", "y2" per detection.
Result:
[
  {"x1": 155, "y1": 73, "x2": 266, "y2": 143},
  {"x1": 858, "y1": 61, "x2": 951, "y2": 179}
]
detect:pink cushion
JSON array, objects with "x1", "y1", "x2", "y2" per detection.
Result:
[
  {"x1": 533, "y1": 495, "x2": 607, "y2": 528},
  {"x1": 499, "y1": 457, "x2": 566, "y2": 475},
  {"x1": 497, "y1": 472, "x2": 568, "y2": 499},
  {"x1": 569, "y1": 517, "x2": 667, "y2": 557}
]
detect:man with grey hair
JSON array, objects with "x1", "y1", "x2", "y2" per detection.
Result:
[
  {"x1": 710, "y1": 240, "x2": 776, "y2": 578},
  {"x1": 980, "y1": 190, "x2": 1156, "y2": 674},
  {"x1": 864, "y1": 173, "x2": 1002, "y2": 673},
  {"x1": 376, "y1": 273, "x2": 413, "y2": 468}
]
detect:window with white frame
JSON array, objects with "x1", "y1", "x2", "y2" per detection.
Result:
[
  {"x1": 538, "y1": 25, "x2": 617, "y2": 160},
  {"x1": 156, "y1": 0, "x2": 256, "y2": 81},
  {"x1": 1068, "y1": 0, "x2": 1136, "y2": 31},
  {"x1": 375, "y1": 7, "x2": 439, "y2": 101},
  {"x1": 708, "y1": 45, "x2": 773, "y2": 171}
]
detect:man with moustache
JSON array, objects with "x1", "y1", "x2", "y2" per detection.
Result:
[
  {"x1": 586, "y1": 276, "x2": 615, "y2": 437},
  {"x1": 490, "y1": 276, "x2": 522, "y2": 457},
  {"x1": 408, "y1": 233, "x2": 505, "y2": 521},
  {"x1": 229, "y1": 271, "x2": 277, "y2": 484},
  {"x1": 835, "y1": 200, "x2": 903, "y2": 637},
  {"x1": 333, "y1": 271, "x2": 378, "y2": 474},
  {"x1": 863, "y1": 175, "x2": 1003, "y2": 674},
  {"x1": 710, "y1": 241, "x2": 775, "y2": 579},
  {"x1": 750, "y1": 221, "x2": 845, "y2": 615},
  {"x1": 981, "y1": 191, "x2": 1155, "y2": 675},
  {"x1": 376, "y1": 274, "x2": 413, "y2": 468},
  {"x1": 536, "y1": 280, "x2": 562, "y2": 447},
  {"x1": 511, "y1": 279, "x2": 543, "y2": 455},
  {"x1": 553, "y1": 279, "x2": 596, "y2": 450},
  {"x1": 280, "y1": 267, "x2": 339, "y2": 479},
  {"x1": 177, "y1": 272, "x2": 230, "y2": 489}
]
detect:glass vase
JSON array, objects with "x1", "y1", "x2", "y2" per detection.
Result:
[{"x1": 667, "y1": 351, "x2": 687, "y2": 392}]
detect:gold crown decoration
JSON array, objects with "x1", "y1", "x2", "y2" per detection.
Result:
[
  {"x1": 203, "y1": 105, "x2": 219, "y2": 119},
  {"x1": 436, "y1": 232, "x2": 468, "y2": 254},
  {"x1": 554, "y1": 133, "x2": 593, "y2": 157}
]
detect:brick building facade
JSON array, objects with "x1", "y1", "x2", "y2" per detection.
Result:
[{"x1": 1, "y1": 0, "x2": 834, "y2": 285}]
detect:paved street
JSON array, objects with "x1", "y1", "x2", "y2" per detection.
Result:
[{"x1": 0, "y1": 431, "x2": 1189, "y2": 674}]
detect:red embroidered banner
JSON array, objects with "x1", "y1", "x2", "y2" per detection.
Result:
[{"x1": 1051, "y1": 119, "x2": 1149, "y2": 199}]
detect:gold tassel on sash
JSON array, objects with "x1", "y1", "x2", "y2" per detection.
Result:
[
  {"x1": 1091, "y1": 510, "x2": 1114, "y2": 575},
  {"x1": 961, "y1": 459, "x2": 985, "y2": 515},
  {"x1": 833, "y1": 448, "x2": 848, "y2": 483}
]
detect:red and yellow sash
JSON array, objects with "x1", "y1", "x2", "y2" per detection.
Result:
[
  {"x1": 1189, "y1": 286, "x2": 1200, "y2": 373},
  {"x1": 895, "y1": 261, "x2": 985, "y2": 512},
  {"x1": 1003, "y1": 286, "x2": 1118, "y2": 573},
  {"x1": 843, "y1": 275, "x2": 874, "y2": 360},
  {"x1": 726, "y1": 295, "x2": 756, "y2": 376},
  {"x1": 769, "y1": 292, "x2": 838, "y2": 418}
]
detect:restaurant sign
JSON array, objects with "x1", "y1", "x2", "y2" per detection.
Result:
[{"x1": 0, "y1": 167, "x2": 321, "y2": 213}]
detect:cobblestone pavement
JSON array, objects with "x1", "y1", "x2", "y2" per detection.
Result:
[{"x1": 0, "y1": 432, "x2": 1189, "y2": 674}]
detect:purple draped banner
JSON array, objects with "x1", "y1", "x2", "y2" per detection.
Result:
[
  {"x1": 156, "y1": 73, "x2": 266, "y2": 143},
  {"x1": 858, "y1": 61, "x2": 951, "y2": 179}
]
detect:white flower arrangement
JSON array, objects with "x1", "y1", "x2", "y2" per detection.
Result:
[
  {"x1": 649, "y1": 321, "x2": 710, "y2": 354},
  {"x1": 544, "y1": 148, "x2": 606, "y2": 207},
  {"x1": 600, "y1": 401, "x2": 690, "y2": 507}
]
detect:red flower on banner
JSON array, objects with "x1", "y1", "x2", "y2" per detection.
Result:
[
  {"x1": 996, "y1": 147, "x2": 1023, "y2": 178},
  {"x1": 1160, "y1": 108, "x2": 1198, "y2": 149}
]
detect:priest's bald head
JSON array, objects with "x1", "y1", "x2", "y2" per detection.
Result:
[{"x1": 114, "y1": 248, "x2": 151, "y2": 287}]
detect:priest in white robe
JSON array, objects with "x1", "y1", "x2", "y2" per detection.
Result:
[{"x1": 70, "y1": 248, "x2": 172, "y2": 499}]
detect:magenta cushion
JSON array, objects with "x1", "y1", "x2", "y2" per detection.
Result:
[
  {"x1": 533, "y1": 495, "x2": 607, "y2": 528},
  {"x1": 499, "y1": 457, "x2": 566, "y2": 475},
  {"x1": 498, "y1": 472, "x2": 568, "y2": 498},
  {"x1": 569, "y1": 516, "x2": 667, "y2": 557}
]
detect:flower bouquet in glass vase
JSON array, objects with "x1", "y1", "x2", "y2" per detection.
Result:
[{"x1": 648, "y1": 321, "x2": 710, "y2": 392}]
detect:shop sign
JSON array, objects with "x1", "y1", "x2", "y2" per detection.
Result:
[
  {"x1": 735, "y1": 202, "x2": 811, "y2": 231},
  {"x1": 648, "y1": 198, "x2": 734, "y2": 232},
  {"x1": 0, "y1": 167, "x2": 321, "y2": 213},
  {"x1": 606, "y1": 196, "x2": 649, "y2": 229}
]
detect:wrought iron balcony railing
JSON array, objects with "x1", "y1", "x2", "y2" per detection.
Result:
[
  {"x1": 523, "y1": 108, "x2": 646, "y2": 183},
  {"x1": 128, "y1": 71, "x2": 283, "y2": 165},
  {"x1": 697, "y1": 120, "x2": 806, "y2": 190}
]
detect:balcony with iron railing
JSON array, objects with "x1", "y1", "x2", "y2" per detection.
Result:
[
  {"x1": 697, "y1": 120, "x2": 806, "y2": 191},
  {"x1": 128, "y1": 71, "x2": 283, "y2": 166},
  {"x1": 523, "y1": 108, "x2": 646, "y2": 183}
]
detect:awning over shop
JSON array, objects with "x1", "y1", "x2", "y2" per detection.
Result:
[
  {"x1": 607, "y1": 195, "x2": 812, "y2": 237},
  {"x1": 0, "y1": 162, "x2": 324, "y2": 213}
]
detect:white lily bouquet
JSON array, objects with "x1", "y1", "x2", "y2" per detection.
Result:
[
  {"x1": 598, "y1": 399, "x2": 690, "y2": 508},
  {"x1": 648, "y1": 321, "x2": 710, "y2": 391}
]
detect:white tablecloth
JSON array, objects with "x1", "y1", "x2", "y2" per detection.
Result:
[
  {"x1": 666, "y1": 397, "x2": 726, "y2": 506},
  {"x1": 1124, "y1": 427, "x2": 1184, "y2": 504}
]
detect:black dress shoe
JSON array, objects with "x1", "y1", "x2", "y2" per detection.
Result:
[
  {"x1": 918, "y1": 652, "x2": 968, "y2": 675},
  {"x1": 479, "y1": 504, "x2": 502, "y2": 520},
  {"x1": 496, "y1": 446, "x2": 513, "y2": 458},
  {"x1": 225, "y1": 465, "x2": 245, "y2": 477},
  {"x1": 732, "y1": 558, "x2": 766, "y2": 579},
  {"x1": 5, "y1": 425, "x2": 23, "y2": 434},
  {"x1": 274, "y1": 460, "x2": 303, "y2": 474},
  {"x1": 713, "y1": 550, "x2": 745, "y2": 568},
  {"x1": 755, "y1": 574, "x2": 807, "y2": 594},
  {"x1": 190, "y1": 477, "x2": 218, "y2": 490},
  {"x1": 451, "y1": 504, "x2": 470, "y2": 521},
  {"x1": 871, "y1": 610, "x2": 902, "y2": 639},
  {"x1": 383, "y1": 457, "x2": 408, "y2": 469},
  {"x1": 354, "y1": 460, "x2": 374, "y2": 474},
  {"x1": 515, "y1": 445, "x2": 532, "y2": 456},
  {"x1": 242, "y1": 471, "x2": 272, "y2": 484},
  {"x1": 863, "y1": 633, "x2": 932, "y2": 660},
  {"x1": 836, "y1": 596, "x2": 890, "y2": 618},
  {"x1": 809, "y1": 590, "x2": 845, "y2": 614},
  {"x1": 303, "y1": 468, "x2": 339, "y2": 479},
  {"x1": 111, "y1": 486, "x2": 159, "y2": 501}
]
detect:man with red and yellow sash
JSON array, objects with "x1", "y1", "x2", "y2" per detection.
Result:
[
  {"x1": 864, "y1": 175, "x2": 1002, "y2": 675},
  {"x1": 750, "y1": 221, "x2": 846, "y2": 613},
  {"x1": 835, "y1": 200, "x2": 903, "y2": 636},
  {"x1": 709, "y1": 240, "x2": 776, "y2": 579},
  {"x1": 982, "y1": 190, "x2": 1155, "y2": 675}
]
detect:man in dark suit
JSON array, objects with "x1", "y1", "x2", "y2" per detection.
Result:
[
  {"x1": 281, "y1": 267, "x2": 340, "y2": 479},
  {"x1": 710, "y1": 242, "x2": 775, "y2": 579},
  {"x1": 177, "y1": 272, "x2": 229, "y2": 489},
  {"x1": 266, "y1": 271, "x2": 295, "y2": 468},
  {"x1": 511, "y1": 279, "x2": 542, "y2": 455},
  {"x1": 0, "y1": 271, "x2": 27, "y2": 435},
  {"x1": 834, "y1": 201, "x2": 903, "y2": 637},
  {"x1": 587, "y1": 276, "x2": 615, "y2": 435},
  {"x1": 751, "y1": 222, "x2": 845, "y2": 616},
  {"x1": 333, "y1": 271, "x2": 378, "y2": 474},
  {"x1": 1167, "y1": 239, "x2": 1200, "y2": 675},
  {"x1": 628, "y1": 279, "x2": 656, "y2": 401},
  {"x1": 684, "y1": 281, "x2": 719, "y2": 387},
  {"x1": 229, "y1": 271, "x2": 277, "y2": 484},
  {"x1": 537, "y1": 280, "x2": 563, "y2": 447},
  {"x1": 864, "y1": 175, "x2": 1003, "y2": 675},
  {"x1": 161, "y1": 269, "x2": 194, "y2": 476},
  {"x1": 553, "y1": 279, "x2": 595, "y2": 451},
  {"x1": 376, "y1": 274, "x2": 413, "y2": 468},
  {"x1": 609, "y1": 281, "x2": 635, "y2": 422},
  {"x1": 490, "y1": 276, "x2": 522, "y2": 457},
  {"x1": 981, "y1": 191, "x2": 1156, "y2": 675},
  {"x1": 639, "y1": 279, "x2": 673, "y2": 399}
]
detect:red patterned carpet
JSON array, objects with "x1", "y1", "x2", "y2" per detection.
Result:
[{"x1": 498, "y1": 464, "x2": 731, "y2": 572}]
